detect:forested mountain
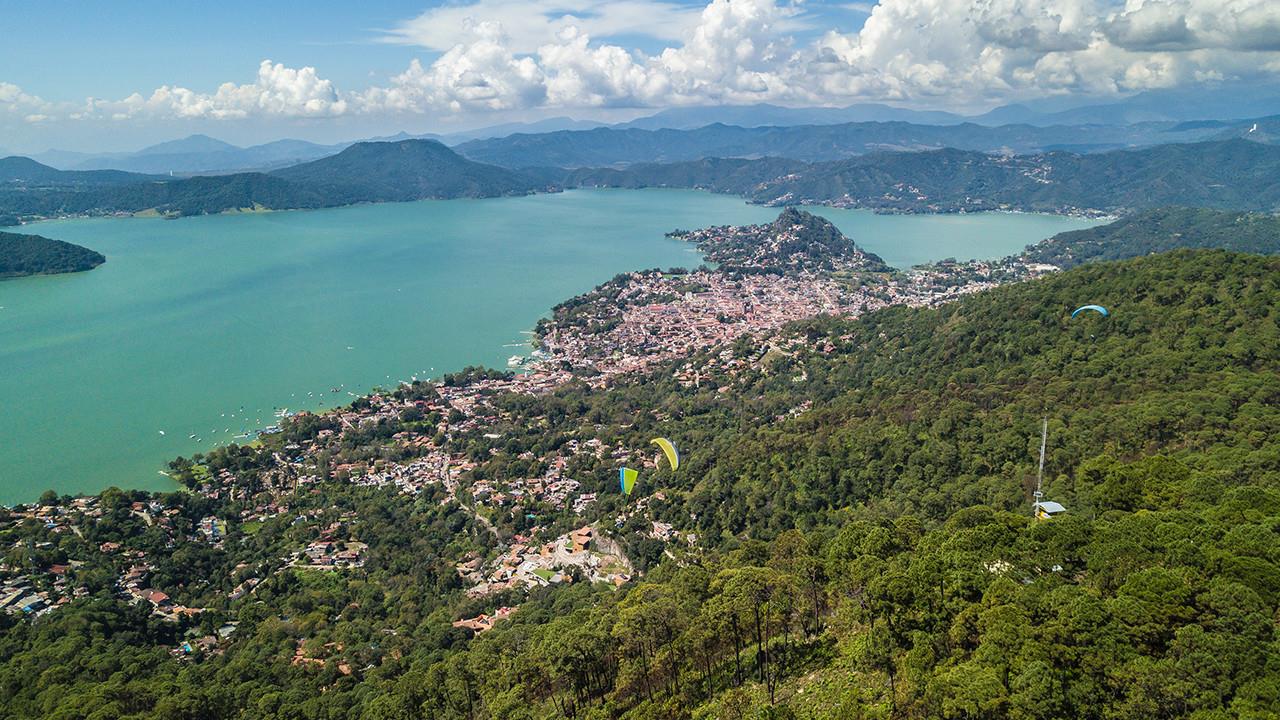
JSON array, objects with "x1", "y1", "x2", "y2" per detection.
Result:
[
  {"x1": 271, "y1": 139, "x2": 549, "y2": 202},
  {"x1": 456, "y1": 119, "x2": 1228, "y2": 168},
  {"x1": 1, "y1": 249, "x2": 1276, "y2": 718},
  {"x1": 0, "y1": 141, "x2": 550, "y2": 219},
  {"x1": 4, "y1": 137, "x2": 1279, "y2": 221},
  {"x1": 0, "y1": 172, "x2": 324, "y2": 218},
  {"x1": 1025, "y1": 207, "x2": 1280, "y2": 268},
  {"x1": 0, "y1": 156, "x2": 158, "y2": 187},
  {"x1": 0, "y1": 231, "x2": 105, "y2": 278},
  {"x1": 566, "y1": 139, "x2": 1280, "y2": 213}
]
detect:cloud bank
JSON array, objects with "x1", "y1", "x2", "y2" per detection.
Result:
[{"x1": 5, "y1": 0, "x2": 1280, "y2": 128}]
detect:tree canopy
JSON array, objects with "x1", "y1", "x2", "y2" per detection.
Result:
[{"x1": 1, "y1": 249, "x2": 1277, "y2": 719}]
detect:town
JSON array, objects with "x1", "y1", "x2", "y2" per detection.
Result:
[{"x1": 0, "y1": 208, "x2": 1064, "y2": 663}]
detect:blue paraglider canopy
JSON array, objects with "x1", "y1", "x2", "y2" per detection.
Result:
[{"x1": 1071, "y1": 304, "x2": 1109, "y2": 319}]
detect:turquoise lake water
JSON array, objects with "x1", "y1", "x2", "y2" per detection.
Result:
[{"x1": 0, "y1": 189, "x2": 1097, "y2": 503}]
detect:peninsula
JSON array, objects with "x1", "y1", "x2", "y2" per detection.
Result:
[{"x1": 0, "y1": 231, "x2": 105, "y2": 279}]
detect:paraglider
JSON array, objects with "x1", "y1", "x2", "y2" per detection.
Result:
[
  {"x1": 619, "y1": 467, "x2": 638, "y2": 495},
  {"x1": 651, "y1": 437, "x2": 680, "y2": 472},
  {"x1": 1070, "y1": 304, "x2": 1109, "y2": 319}
]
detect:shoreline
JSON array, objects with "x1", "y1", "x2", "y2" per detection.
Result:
[
  {"x1": 4, "y1": 185, "x2": 1113, "y2": 228},
  {"x1": 2, "y1": 207, "x2": 1074, "y2": 509},
  {"x1": 0, "y1": 198, "x2": 1100, "y2": 504}
]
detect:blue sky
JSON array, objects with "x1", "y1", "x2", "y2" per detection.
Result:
[
  {"x1": 1, "y1": 2, "x2": 436, "y2": 101},
  {"x1": 1, "y1": 1, "x2": 870, "y2": 100},
  {"x1": 1, "y1": 0, "x2": 1275, "y2": 153}
]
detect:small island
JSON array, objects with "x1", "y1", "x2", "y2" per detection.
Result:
[{"x1": 0, "y1": 230, "x2": 106, "y2": 279}]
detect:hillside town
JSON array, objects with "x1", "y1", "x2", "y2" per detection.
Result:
[
  {"x1": 535, "y1": 212, "x2": 1058, "y2": 381},
  {"x1": 0, "y1": 209, "x2": 1063, "y2": 641}
]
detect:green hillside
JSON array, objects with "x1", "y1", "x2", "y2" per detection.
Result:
[
  {"x1": 368, "y1": 250, "x2": 1280, "y2": 719},
  {"x1": 0, "y1": 141, "x2": 550, "y2": 219},
  {"x1": 1, "y1": 249, "x2": 1276, "y2": 718},
  {"x1": 0, "y1": 231, "x2": 105, "y2": 278},
  {"x1": 0, "y1": 172, "x2": 324, "y2": 218},
  {"x1": 1026, "y1": 207, "x2": 1280, "y2": 268},
  {"x1": 271, "y1": 139, "x2": 549, "y2": 202},
  {"x1": 0, "y1": 156, "x2": 158, "y2": 187},
  {"x1": 567, "y1": 139, "x2": 1280, "y2": 214}
]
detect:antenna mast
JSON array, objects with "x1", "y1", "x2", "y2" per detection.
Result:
[{"x1": 1034, "y1": 418, "x2": 1047, "y2": 504}]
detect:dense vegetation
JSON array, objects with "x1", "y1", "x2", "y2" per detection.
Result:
[
  {"x1": 565, "y1": 139, "x2": 1280, "y2": 214},
  {"x1": 272, "y1": 140, "x2": 548, "y2": 203},
  {"x1": 376, "y1": 249, "x2": 1279, "y2": 720},
  {"x1": 1025, "y1": 207, "x2": 1280, "y2": 268},
  {"x1": 0, "y1": 173, "x2": 324, "y2": 219},
  {"x1": 0, "y1": 231, "x2": 105, "y2": 278},
  {"x1": 0, "y1": 141, "x2": 550, "y2": 219},
  {"x1": 1, "y1": 249, "x2": 1276, "y2": 718}
]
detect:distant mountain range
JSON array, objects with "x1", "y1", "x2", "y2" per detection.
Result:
[
  {"x1": 615, "y1": 103, "x2": 967, "y2": 130},
  {"x1": 4, "y1": 137, "x2": 1278, "y2": 220},
  {"x1": 599, "y1": 85, "x2": 1280, "y2": 130},
  {"x1": 973, "y1": 83, "x2": 1280, "y2": 126},
  {"x1": 0, "y1": 156, "x2": 158, "y2": 187},
  {"x1": 453, "y1": 118, "x2": 1266, "y2": 168},
  {"x1": 0, "y1": 140, "x2": 549, "y2": 218},
  {"x1": 35, "y1": 135, "x2": 350, "y2": 175},
  {"x1": 28, "y1": 83, "x2": 1280, "y2": 176},
  {"x1": 28, "y1": 118, "x2": 610, "y2": 176},
  {"x1": 560, "y1": 139, "x2": 1280, "y2": 214}
]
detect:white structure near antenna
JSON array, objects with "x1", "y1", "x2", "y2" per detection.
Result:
[{"x1": 1033, "y1": 418, "x2": 1066, "y2": 519}]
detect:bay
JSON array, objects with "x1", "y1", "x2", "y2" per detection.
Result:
[{"x1": 0, "y1": 189, "x2": 1097, "y2": 503}]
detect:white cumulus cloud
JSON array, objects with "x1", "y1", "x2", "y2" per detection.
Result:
[
  {"x1": 384, "y1": 0, "x2": 709, "y2": 54},
  {"x1": 362, "y1": 22, "x2": 547, "y2": 113},
  {"x1": 84, "y1": 60, "x2": 348, "y2": 121},
  {"x1": 7, "y1": 0, "x2": 1280, "y2": 131},
  {"x1": 363, "y1": 0, "x2": 808, "y2": 113},
  {"x1": 0, "y1": 82, "x2": 53, "y2": 117},
  {"x1": 361, "y1": 0, "x2": 1280, "y2": 115},
  {"x1": 814, "y1": 0, "x2": 1280, "y2": 103}
]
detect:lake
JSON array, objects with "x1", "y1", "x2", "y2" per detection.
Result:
[{"x1": 0, "y1": 189, "x2": 1097, "y2": 503}]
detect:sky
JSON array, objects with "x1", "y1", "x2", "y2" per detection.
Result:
[{"x1": 2, "y1": 0, "x2": 1279, "y2": 153}]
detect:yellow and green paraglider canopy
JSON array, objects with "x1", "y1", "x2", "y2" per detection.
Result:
[
  {"x1": 651, "y1": 437, "x2": 680, "y2": 472},
  {"x1": 619, "y1": 467, "x2": 638, "y2": 495}
]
